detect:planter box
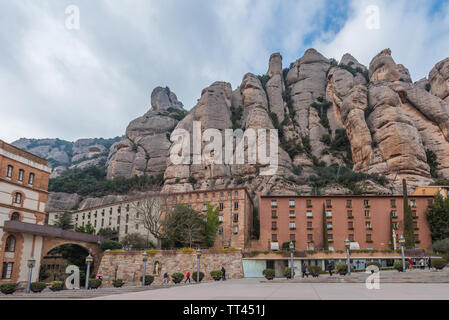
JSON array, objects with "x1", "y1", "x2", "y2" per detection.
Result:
[
  {"x1": 213, "y1": 277, "x2": 221, "y2": 281},
  {"x1": 49, "y1": 286, "x2": 63, "y2": 292},
  {"x1": 113, "y1": 283, "x2": 124, "y2": 288}
]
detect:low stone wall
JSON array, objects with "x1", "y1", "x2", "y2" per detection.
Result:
[{"x1": 97, "y1": 249, "x2": 243, "y2": 286}]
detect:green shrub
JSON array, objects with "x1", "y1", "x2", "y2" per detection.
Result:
[
  {"x1": 30, "y1": 282, "x2": 46, "y2": 292},
  {"x1": 140, "y1": 275, "x2": 155, "y2": 285},
  {"x1": 210, "y1": 270, "x2": 223, "y2": 278},
  {"x1": 394, "y1": 260, "x2": 410, "y2": 271},
  {"x1": 188, "y1": 176, "x2": 197, "y2": 184},
  {"x1": 366, "y1": 262, "x2": 381, "y2": 269},
  {"x1": 88, "y1": 278, "x2": 102, "y2": 288},
  {"x1": 171, "y1": 273, "x2": 184, "y2": 282},
  {"x1": 0, "y1": 283, "x2": 18, "y2": 294},
  {"x1": 262, "y1": 269, "x2": 275, "y2": 278},
  {"x1": 285, "y1": 267, "x2": 294, "y2": 277},
  {"x1": 336, "y1": 264, "x2": 348, "y2": 272},
  {"x1": 192, "y1": 271, "x2": 205, "y2": 282},
  {"x1": 308, "y1": 265, "x2": 322, "y2": 274},
  {"x1": 51, "y1": 281, "x2": 63, "y2": 288},
  {"x1": 112, "y1": 279, "x2": 124, "y2": 285},
  {"x1": 101, "y1": 240, "x2": 123, "y2": 251},
  {"x1": 432, "y1": 238, "x2": 449, "y2": 253},
  {"x1": 431, "y1": 258, "x2": 447, "y2": 269}
]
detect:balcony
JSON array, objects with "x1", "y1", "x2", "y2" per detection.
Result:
[
  {"x1": 271, "y1": 215, "x2": 278, "y2": 219},
  {"x1": 307, "y1": 227, "x2": 313, "y2": 230},
  {"x1": 347, "y1": 216, "x2": 354, "y2": 219},
  {"x1": 366, "y1": 227, "x2": 373, "y2": 231},
  {"x1": 289, "y1": 227, "x2": 296, "y2": 230},
  {"x1": 271, "y1": 227, "x2": 277, "y2": 231},
  {"x1": 412, "y1": 216, "x2": 419, "y2": 220},
  {"x1": 348, "y1": 227, "x2": 354, "y2": 230},
  {"x1": 366, "y1": 240, "x2": 374, "y2": 243}
]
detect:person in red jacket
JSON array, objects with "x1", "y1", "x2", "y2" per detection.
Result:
[
  {"x1": 185, "y1": 271, "x2": 191, "y2": 283},
  {"x1": 409, "y1": 258, "x2": 414, "y2": 267}
]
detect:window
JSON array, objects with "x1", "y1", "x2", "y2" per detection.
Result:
[
  {"x1": 271, "y1": 200, "x2": 277, "y2": 207},
  {"x1": 391, "y1": 199, "x2": 396, "y2": 207},
  {"x1": 233, "y1": 214, "x2": 239, "y2": 222},
  {"x1": 328, "y1": 234, "x2": 333, "y2": 241},
  {"x1": 289, "y1": 222, "x2": 296, "y2": 229},
  {"x1": 28, "y1": 173, "x2": 35, "y2": 185},
  {"x1": 348, "y1": 221, "x2": 354, "y2": 229},
  {"x1": 327, "y1": 223, "x2": 333, "y2": 230},
  {"x1": 346, "y1": 200, "x2": 352, "y2": 207},
  {"x1": 109, "y1": 208, "x2": 112, "y2": 214},
  {"x1": 101, "y1": 211, "x2": 105, "y2": 217},
  {"x1": 235, "y1": 191, "x2": 238, "y2": 197},
  {"x1": 410, "y1": 200, "x2": 416, "y2": 207},
  {"x1": 328, "y1": 246, "x2": 334, "y2": 251},
  {"x1": 289, "y1": 210, "x2": 295, "y2": 218},
  {"x1": 136, "y1": 224, "x2": 139, "y2": 230},
  {"x1": 203, "y1": 204, "x2": 207, "y2": 211},
  {"x1": 212, "y1": 193, "x2": 215, "y2": 199},
  {"x1": 5, "y1": 235, "x2": 16, "y2": 252},
  {"x1": 307, "y1": 221, "x2": 312, "y2": 229},
  {"x1": 126, "y1": 204, "x2": 130, "y2": 212},
  {"x1": 326, "y1": 200, "x2": 332, "y2": 208},
  {"x1": 101, "y1": 219, "x2": 104, "y2": 227},
  {"x1": 289, "y1": 200, "x2": 295, "y2": 207},
  {"x1": 272, "y1": 222, "x2": 277, "y2": 230},
  {"x1": 366, "y1": 221, "x2": 372, "y2": 229},
  {"x1": 126, "y1": 215, "x2": 129, "y2": 223},
  {"x1": 290, "y1": 234, "x2": 295, "y2": 241},
  {"x1": 366, "y1": 234, "x2": 372, "y2": 242},
  {"x1": 204, "y1": 193, "x2": 207, "y2": 200},
  {"x1": 364, "y1": 210, "x2": 370, "y2": 217},
  {"x1": 13, "y1": 193, "x2": 22, "y2": 204},
  {"x1": 414, "y1": 234, "x2": 419, "y2": 241},
  {"x1": 218, "y1": 215, "x2": 224, "y2": 222},
  {"x1": 414, "y1": 221, "x2": 418, "y2": 229},
  {"x1": 306, "y1": 199, "x2": 312, "y2": 207},
  {"x1": 218, "y1": 227, "x2": 223, "y2": 234},
  {"x1": 219, "y1": 203, "x2": 224, "y2": 211},
  {"x1": 412, "y1": 210, "x2": 417, "y2": 217},
  {"x1": 18, "y1": 169, "x2": 24, "y2": 182},
  {"x1": 306, "y1": 211, "x2": 313, "y2": 218},
  {"x1": 233, "y1": 226, "x2": 238, "y2": 234},
  {"x1": 197, "y1": 194, "x2": 200, "y2": 200},
  {"x1": 118, "y1": 206, "x2": 121, "y2": 214},
  {"x1": 94, "y1": 220, "x2": 97, "y2": 228},
  {"x1": 2, "y1": 262, "x2": 13, "y2": 279},
  {"x1": 234, "y1": 202, "x2": 238, "y2": 210},
  {"x1": 391, "y1": 210, "x2": 397, "y2": 217},
  {"x1": 393, "y1": 222, "x2": 398, "y2": 230},
  {"x1": 125, "y1": 225, "x2": 128, "y2": 234},
  {"x1": 117, "y1": 216, "x2": 120, "y2": 224},
  {"x1": 348, "y1": 234, "x2": 354, "y2": 241},
  {"x1": 364, "y1": 199, "x2": 370, "y2": 207},
  {"x1": 181, "y1": 195, "x2": 184, "y2": 201},
  {"x1": 11, "y1": 212, "x2": 20, "y2": 221},
  {"x1": 347, "y1": 210, "x2": 353, "y2": 217},
  {"x1": 227, "y1": 192, "x2": 231, "y2": 198},
  {"x1": 326, "y1": 210, "x2": 332, "y2": 218},
  {"x1": 272, "y1": 234, "x2": 277, "y2": 241},
  {"x1": 189, "y1": 194, "x2": 192, "y2": 200},
  {"x1": 272, "y1": 210, "x2": 277, "y2": 218},
  {"x1": 6, "y1": 165, "x2": 13, "y2": 178},
  {"x1": 220, "y1": 192, "x2": 224, "y2": 198},
  {"x1": 307, "y1": 234, "x2": 313, "y2": 241}
]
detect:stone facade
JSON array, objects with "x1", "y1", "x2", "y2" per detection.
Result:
[{"x1": 97, "y1": 249, "x2": 243, "y2": 286}]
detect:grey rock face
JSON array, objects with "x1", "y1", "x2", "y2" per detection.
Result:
[
  {"x1": 47, "y1": 192, "x2": 81, "y2": 211},
  {"x1": 429, "y1": 57, "x2": 449, "y2": 103}
]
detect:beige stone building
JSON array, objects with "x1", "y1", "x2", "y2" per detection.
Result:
[
  {"x1": 48, "y1": 187, "x2": 254, "y2": 249},
  {"x1": 0, "y1": 140, "x2": 52, "y2": 283}
]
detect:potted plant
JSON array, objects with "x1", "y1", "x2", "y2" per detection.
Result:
[
  {"x1": 112, "y1": 279, "x2": 124, "y2": 288},
  {"x1": 0, "y1": 283, "x2": 18, "y2": 295},
  {"x1": 308, "y1": 265, "x2": 322, "y2": 277},
  {"x1": 284, "y1": 267, "x2": 294, "y2": 279},
  {"x1": 262, "y1": 269, "x2": 275, "y2": 280},
  {"x1": 88, "y1": 278, "x2": 102, "y2": 289},
  {"x1": 30, "y1": 282, "x2": 47, "y2": 293},
  {"x1": 192, "y1": 271, "x2": 205, "y2": 282},
  {"x1": 431, "y1": 258, "x2": 447, "y2": 270},
  {"x1": 140, "y1": 275, "x2": 155, "y2": 285},
  {"x1": 336, "y1": 264, "x2": 348, "y2": 276},
  {"x1": 171, "y1": 273, "x2": 184, "y2": 284},
  {"x1": 394, "y1": 260, "x2": 410, "y2": 272},
  {"x1": 210, "y1": 270, "x2": 223, "y2": 281},
  {"x1": 49, "y1": 281, "x2": 64, "y2": 292}
]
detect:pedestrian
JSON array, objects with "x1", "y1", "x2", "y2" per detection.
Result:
[
  {"x1": 409, "y1": 258, "x2": 413, "y2": 268},
  {"x1": 328, "y1": 262, "x2": 334, "y2": 276},
  {"x1": 301, "y1": 263, "x2": 308, "y2": 278},
  {"x1": 419, "y1": 258, "x2": 425, "y2": 270},
  {"x1": 185, "y1": 271, "x2": 191, "y2": 283},
  {"x1": 221, "y1": 266, "x2": 226, "y2": 281},
  {"x1": 428, "y1": 257, "x2": 432, "y2": 270},
  {"x1": 163, "y1": 272, "x2": 169, "y2": 284}
]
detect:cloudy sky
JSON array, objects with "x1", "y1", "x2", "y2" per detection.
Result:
[{"x1": 1, "y1": 0, "x2": 449, "y2": 143}]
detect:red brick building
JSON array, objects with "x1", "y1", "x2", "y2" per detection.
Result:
[{"x1": 254, "y1": 193, "x2": 433, "y2": 252}]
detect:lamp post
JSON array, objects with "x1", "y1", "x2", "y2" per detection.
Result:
[
  {"x1": 142, "y1": 251, "x2": 148, "y2": 286},
  {"x1": 26, "y1": 257, "x2": 36, "y2": 294},
  {"x1": 85, "y1": 254, "x2": 93, "y2": 289},
  {"x1": 289, "y1": 241, "x2": 295, "y2": 279},
  {"x1": 196, "y1": 248, "x2": 202, "y2": 283},
  {"x1": 344, "y1": 239, "x2": 351, "y2": 275},
  {"x1": 399, "y1": 235, "x2": 406, "y2": 272}
]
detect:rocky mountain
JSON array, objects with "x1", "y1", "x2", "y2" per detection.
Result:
[
  {"x1": 16, "y1": 48, "x2": 449, "y2": 211},
  {"x1": 12, "y1": 137, "x2": 120, "y2": 178}
]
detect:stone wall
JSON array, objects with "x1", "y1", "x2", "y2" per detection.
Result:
[{"x1": 97, "y1": 249, "x2": 243, "y2": 286}]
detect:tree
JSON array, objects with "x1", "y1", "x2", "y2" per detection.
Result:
[
  {"x1": 132, "y1": 197, "x2": 163, "y2": 248},
  {"x1": 162, "y1": 204, "x2": 206, "y2": 248},
  {"x1": 425, "y1": 194, "x2": 449, "y2": 241},
  {"x1": 120, "y1": 233, "x2": 153, "y2": 249},
  {"x1": 97, "y1": 227, "x2": 119, "y2": 241},
  {"x1": 100, "y1": 240, "x2": 122, "y2": 251},
  {"x1": 322, "y1": 203, "x2": 328, "y2": 250},
  {"x1": 75, "y1": 223, "x2": 95, "y2": 235},
  {"x1": 204, "y1": 203, "x2": 220, "y2": 247},
  {"x1": 54, "y1": 212, "x2": 74, "y2": 230},
  {"x1": 402, "y1": 179, "x2": 415, "y2": 249}
]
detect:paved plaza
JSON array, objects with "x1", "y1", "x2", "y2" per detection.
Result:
[{"x1": 1, "y1": 269, "x2": 449, "y2": 300}]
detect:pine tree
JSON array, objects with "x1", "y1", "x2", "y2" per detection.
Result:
[
  {"x1": 54, "y1": 212, "x2": 74, "y2": 230},
  {"x1": 402, "y1": 179, "x2": 415, "y2": 249},
  {"x1": 322, "y1": 203, "x2": 328, "y2": 250}
]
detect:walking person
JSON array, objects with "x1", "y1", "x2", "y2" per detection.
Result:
[
  {"x1": 428, "y1": 257, "x2": 432, "y2": 270},
  {"x1": 221, "y1": 267, "x2": 226, "y2": 281},
  {"x1": 163, "y1": 272, "x2": 169, "y2": 284},
  {"x1": 419, "y1": 258, "x2": 425, "y2": 270},
  {"x1": 185, "y1": 271, "x2": 191, "y2": 283},
  {"x1": 301, "y1": 263, "x2": 308, "y2": 278},
  {"x1": 328, "y1": 262, "x2": 334, "y2": 276},
  {"x1": 409, "y1": 258, "x2": 414, "y2": 269}
]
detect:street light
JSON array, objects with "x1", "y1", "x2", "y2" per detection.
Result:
[
  {"x1": 26, "y1": 257, "x2": 36, "y2": 294},
  {"x1": 344, "y1": 239, "x2": 351, "y2": 275},
  {"x1": 142, "y1": 251, "x2": 148, "y2": 286},
  {"x1": 289, "y1": 241, "x2": 295, "y2": 279},
  {"x1": 85, "y1": 254, "x2": 93, "y2": 289},
  {"x1": 399, "y1": 235, "x2": 406, "y2": 272},
  {"x1": 196, "y1": 248, "x2": 202, "y2": 283}
]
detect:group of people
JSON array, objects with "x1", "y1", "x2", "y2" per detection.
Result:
[{"x1": 162, "y1": 267, "x2": 227, "y2": 284}]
